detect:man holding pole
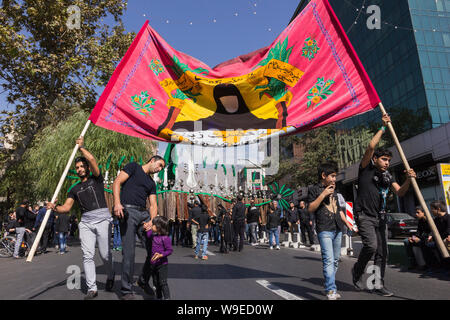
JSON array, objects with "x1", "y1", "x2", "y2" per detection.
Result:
[
  {"x1": 47, "y1": 137, "x2": 115, "y2": 300},
  {"x1": 112, "y1": 155, "x2": 165, "y2": 300},
  {"x1": 351, "y1": 114, "x2": 416, "y2": 297}
]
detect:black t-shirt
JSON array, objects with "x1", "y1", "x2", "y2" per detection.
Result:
[
  {"x1": 307, "y1": 183, "x2": 344, "y2": 233},
  {"x1": 15, "y1": 207, "x2": 27, "y2": 227},
  {"x1": 190, "y1": 206, "x2": 202, "y2": 224},
  {"x1": 298, "y1": 208, "x2": 311, "y2": 223},
  {"x1": 354, "y1": 161, "x2": 396, "y2": 218},
  {"x1": 195, "y1": 213, "x2": 212, "y2": 233},
  {"x1": 232, "y1": 202, "x2": 246, "y2": 222},
  {"x1": 287, "y1": 208, "x2": 299, "y2": 223},
  {"x1": 434, "y1": 213, "x2": 450, "y2": 240},
  {"x1": 120, "y1": 162, "x2": 156, "y2": 208},
  {"x1": 246, "y1": 206, "x2": 260, "y2": 224},
  {"x1": 68, "y1": 173, "x2": 107, "y2": 214}
]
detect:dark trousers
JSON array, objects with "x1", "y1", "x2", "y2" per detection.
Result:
[
  {"x1": 40, "y1": 226, "x2": 51, "y2": 251},
  {"x1": 353, "y1": 214, "x2": 388, "y2": 283},
  {"x1": 151, "y1": 264, "x2": 170, "y2": 299},
  {"x1": 300, "y1": 222, "x2": 315, "y2": 245},
  {"x1": 119, "y1": 207, "x2": 150, "y2": 295},
  {"x1": 233, "y1": 220, "x2": 245, "y2": 251}
]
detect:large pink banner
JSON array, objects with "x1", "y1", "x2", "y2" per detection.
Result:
[{"x1": 90, "y1": 0, "x2": 380, "y2": 146}]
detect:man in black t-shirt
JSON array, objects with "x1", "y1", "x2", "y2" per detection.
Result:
[
  {"x1": 47, "y1": 137, "x2": 115, "y2": 300},
  {"x1": 113, "y1": 155, "x2": 165, "y2": 300},
  {"x1": 351, "y1": 114, "x2": 416, "y2": 297}
]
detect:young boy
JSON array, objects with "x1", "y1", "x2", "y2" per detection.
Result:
[{"x1": 307, "y1": 161, "x2": 352, "y2": 300}]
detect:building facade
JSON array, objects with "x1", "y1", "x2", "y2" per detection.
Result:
[{"x1": 291, "y1": 0, "x2": 450, "y2": 213}]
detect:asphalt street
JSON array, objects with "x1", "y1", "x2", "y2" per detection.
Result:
[{"x1": 0, "y1": 236, "x2": 448, "y2": 300}]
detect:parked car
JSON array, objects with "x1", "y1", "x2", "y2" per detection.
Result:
[{"x1": 386, "y1": 213, "x2": 418, "y2": 238}]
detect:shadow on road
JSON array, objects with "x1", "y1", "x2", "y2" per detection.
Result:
[{"x1": 270, "y1": 281, "x2": 323, "y2": 300}]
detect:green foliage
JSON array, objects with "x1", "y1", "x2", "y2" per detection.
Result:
[
  {"x1": 14, "y1": 110, "x2": 155, "y2": 203},
  {"x1": 0, "y1": 0, "x2": 135, "y2": 178}
]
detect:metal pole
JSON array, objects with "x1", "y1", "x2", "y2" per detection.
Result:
[
  {"x1": 379, "y1": 102, "x2": 448, "y2": 258},
  {"x1": 26, "y1": 120, "x2": 92, "y2": 262}
]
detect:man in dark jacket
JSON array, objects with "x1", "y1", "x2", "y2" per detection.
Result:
[
  {"x1": 246, "y1": 199, "x2": 261, "y2": 246},
  {"x1": 286, "y1": 202, "x2": 300, "y2": 240},
  {"x1": 267, "y1": 201, "x2": 281, "y2": 250},
  {"x1": 13, "y1": 200, "x2": 30, "y2": 258},
  {"x1": 299, "y1": 201, "x2": 315, "y2": 246},
  {"x1": 55, "y1": 213, "x2": 71, "y2": 254},
  {"x1": 34, "y1": 204, "x2": 55, "y2": 254},
  {"x1": 232, "y1": 196, "x2": 246, "y2": 252}
]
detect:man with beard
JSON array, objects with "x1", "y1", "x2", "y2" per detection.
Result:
[
  {"x1": 113, "y1": 155, "x2": 165, "y2": 300},
  {"x1": 47, "y1": 137, "x2": 115, "y2": 300}
]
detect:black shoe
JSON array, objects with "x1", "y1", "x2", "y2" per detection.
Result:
[
  {"x1": 84, "y1": 291, "x2": 98, "y2": 300},
  {"x1": 372, "y1": 287, "x2": 394, "y2": 297},
  {"x1": 136, "y1": 279, "x2": 155, "y2": 296},
  {"x1": 120, "y1": 293, "x2": 135, "y2": 300},
  {"x1": 105, "y1": 277, "x2": 115, "y2": 292},
  {"x1": 351, "y1": 266, "x2": 364, "y2": 291}
]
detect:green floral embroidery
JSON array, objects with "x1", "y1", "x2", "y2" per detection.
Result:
[
  {"x1": 149, "y1": 59, "x2": 165, "y2": 76},
  {"x1": 255, "y1": 37, "x2": 294, "y2": 101},
  {"x1": 131, "y1": 91, "x2": 156, "y2": 117},
  {"x1": 306, "y1": 77, "x2": 334, "y2": 109},
  {"x1": 302, "y1": 37, "x2": 320, "y2": 61}
]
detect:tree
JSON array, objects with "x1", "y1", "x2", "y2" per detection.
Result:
[
  {"x1": 0, "y1": 0, "x2": 135, "y2": 179},
  {"x1": 267, "y1": 125, "x2": 338, "y2": 188},
  {"x1": 2, "y1": 110, "x2": 156, "y2": 207}
]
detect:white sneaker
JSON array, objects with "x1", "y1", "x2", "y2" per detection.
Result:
[
  {"x1": 335, "y1": 292, "x2": 341, "y2": 299},
  {"x1": 269, "y1": 246, "x2": 273, "y2": 250},
  {"x1": 276, "y1": 246, "x2": 280, "y2": 250},
  {"x1": 326, "y1": 291, "x2": 338, "y2": 300},
  {"x1": 251, "y1": 243, "x2": 258, "y2": 246}
]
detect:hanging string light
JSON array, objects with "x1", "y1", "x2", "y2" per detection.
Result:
[{"x1": 342, "y1": 0, "x2": 440, "y2": 32}]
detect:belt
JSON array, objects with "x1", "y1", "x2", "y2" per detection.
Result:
[{"x1": 124, "y1": 204, "x2": 147, "y2": 212}]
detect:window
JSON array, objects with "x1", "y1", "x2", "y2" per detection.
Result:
[
  {"x1": 426, "y1": 90, "x2": 438, "y2": 105},
  {"x1": 432, "y1": 68, "x2": 443, "y2": 83},
  {"x1": 428, "y1": 51, "x2": 439, "y2": 66},
  {"x1": 429, "y1": 107, "x2": 441, "y2": 123},
  {"x1": 439, "y1": 108, "x2": 449, "y2": 123},
  {"x1": 443, "y1": 33, "x2": 450, "y2": 47},
  {"x1": 418, "y1": 50, "x2": 429, "y2": 66},
  {"x1": 436, "y1": 90, "x2": 447, "y2": 106}
]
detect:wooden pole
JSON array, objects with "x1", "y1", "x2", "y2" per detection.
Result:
[
  {"x1": 379, "y1": 103, "x2": 448, "y2": 258},
  {"x1": 27, "y1": 120, "x2": 92, "y2": 262}
]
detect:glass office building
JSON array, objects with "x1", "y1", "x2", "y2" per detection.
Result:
[{"x1": 323, "y1": 0, "x2": 450, "y2": 169}]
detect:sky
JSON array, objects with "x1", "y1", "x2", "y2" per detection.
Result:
[{"x1": 0, "y1": 0, "x2": 302, "y2": 162}]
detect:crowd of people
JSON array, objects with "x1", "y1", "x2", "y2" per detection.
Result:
[
  {"x1": 1, "y1": 114, "x2": 449, "y2": 301},
  {"x1": 2, "y1": 201, "x2": 78, "y2": 258}
]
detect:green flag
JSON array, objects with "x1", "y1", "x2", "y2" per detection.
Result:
[
  {"x1": 214, "y1": 160, "x2": 219, "y2": 170},
  {"x1": 231, "y1": 165, "x2": 236, "y2": 177},
  {"x1": 221, "y1": 164, "x2": 227, "y2": 175}
]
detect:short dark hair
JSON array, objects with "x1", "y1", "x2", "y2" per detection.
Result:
[
  {"x1": 373, "y1": 148, "x2": 392, "y2": 159},
  {"x1": 317, "y1": 161, "x2": 338, "y2": 181},
  {"x1": 430, "y1": 200, "x2": 446, "y2": 212},
  {"x1": 237, "y1": 195, "x2": 243, "y2": 201},
  {"x1": 194, "y1": 200, "x2": 199, "y2": 206},
  {"x1": 152, "y1": 216, "x2": 169, "y2": 235},
  {"x1": 21, "y1": 199, "x2": 29, "y2": 206},
  {"x1": 148, "y1": 155, "x2": 166, "y2": 165},
  {"x1": 415, "y1": 206, "x2": 424, "y2": 212}
]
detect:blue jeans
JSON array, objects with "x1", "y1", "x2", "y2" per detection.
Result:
[
  {"x1": 113, "y1": 220, "x2": 121, "y2": 249},
  {"x1": 58, "y1": 232, "x2": 67, "y2": 253},
  {"x1": 195, "y1": 232, "x2": 209, "y2": 257},
  {"x1": 268, "y1": 228, "x2": 279, "y2": 247},
  {"x1": 318, "y1": 231, "x2": 342, "y2": 293}
]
